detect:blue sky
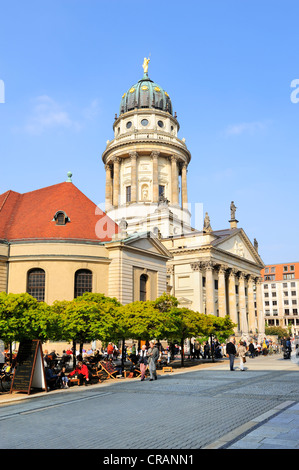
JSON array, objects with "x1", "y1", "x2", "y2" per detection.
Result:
[{"x1": 0, "y1": 0, "x2": 298, "y2": 265}]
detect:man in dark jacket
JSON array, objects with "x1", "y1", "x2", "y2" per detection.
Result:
[
  {"x1": 248, "y1": 340, "x2": 255, "y2": 359},
  {"x1": 226, "y1": 338, "x2": 237, "y2": 371}
]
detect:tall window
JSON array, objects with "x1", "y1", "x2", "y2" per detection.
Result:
[
  {"x1": 140, "y1": 274, "x2": 148, "y2": 301},
  {"x1": 126, "y1": 186, "x2": 131, "y2": 203},
  {"x1": 74, "y1": 269, "x2": 92, "y2": 298},
  {"x1": 27, "y1": 268, "x2": 45, "y2": 302}
]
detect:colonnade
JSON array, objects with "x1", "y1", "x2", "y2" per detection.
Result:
[
  {"x1": 190, "y1": 261, "x2": 264, "y2": 334},
  {"x1": 104, "y1": 152, "x2": 188, "y2": 211}
]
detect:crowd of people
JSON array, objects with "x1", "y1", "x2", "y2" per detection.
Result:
[
  {"x1": 42, "y1": 340, "x2": 166, "y2": 390},
  {"x1": 1, "y1": 334, "x2": 298, "y2": 392}
]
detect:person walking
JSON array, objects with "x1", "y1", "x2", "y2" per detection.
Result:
[
  {"x1": 138, "y1": 345, "x2": 148, "y2": 381},
  {"x1": 226, "y1": 337, "x2": 237, "y2": 371},
  {"x1": 147, "y1": 341, "x2": 159, "y2": 381},
  {"x1": 238, "y1": 341, "x2": 247, "y2": 371}
]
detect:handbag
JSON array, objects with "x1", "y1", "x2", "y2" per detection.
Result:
[{"x1": 242, "y1": 356, "x2": 246, "y2": 363}]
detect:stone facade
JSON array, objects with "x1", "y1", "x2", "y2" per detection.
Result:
[{"x1": 100, "y1": 67, "x2": 265, "y2": 338}]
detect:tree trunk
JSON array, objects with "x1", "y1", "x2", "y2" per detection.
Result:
[
  {"x1": 180, "y1": 337, "x2": 184, "y2": 367},
  {"x1": 72, "y1": 340, "x2": 76, "y2": 368},
  {"x1": 121, "y1": 338, "x2": 125, "y2": 374},
  {"x1": 210, "y1": 335, "x2": 215, "y2": 363}
]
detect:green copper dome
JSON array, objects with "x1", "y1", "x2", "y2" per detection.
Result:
[{"x1": 120, "y1": 72, "x2": 173, "y2": 116}]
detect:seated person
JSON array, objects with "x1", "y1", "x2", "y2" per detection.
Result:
[
  {"x1": 45, "y1": 364, "x2": 59, "y2": 390},
  {"x1": 101, "y1": 359, "x2": 122, "y2": 376},
  {"x1": 68, "y1": 361, "x2": 90, "y2": 386},
  {"x1": 57, "y1": 366, "x2": 69, "y2": 388},
  {"x1": 0, "y1": 361, "x2": 12, "y2": 378}
]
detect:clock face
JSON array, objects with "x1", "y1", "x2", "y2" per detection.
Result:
[{"x1": 141, "y1": 119, "x2": 149, "y2": 126}]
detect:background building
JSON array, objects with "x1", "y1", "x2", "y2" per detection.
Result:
[{"x1": 261, "y1": 262, "x2": 299, "y2": 335}]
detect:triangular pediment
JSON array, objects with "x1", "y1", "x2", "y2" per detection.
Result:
[
  {"x1": 212, "y1": 229, "x2": 264, "y2": 266},
  {"x1": 177, "y1": 297, "x2": 192, "y2": 306},
  {"x1": 122, "y1": 232, "x2": 172, "y2": 259}
]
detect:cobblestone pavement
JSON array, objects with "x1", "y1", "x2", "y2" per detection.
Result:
[{"x1": 0, "y1": 354, "x2": 298, "y2": 449}]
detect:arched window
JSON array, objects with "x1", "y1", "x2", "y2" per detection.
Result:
[
  {"x1": 74, "y1": 269, "x2": 92, "y2": 298},
  {"x1": 140, "y1": 274, "x2": 148, "y2": 301},
  {"x1": 27, "y1": 268, "x2": 45, "y2": 302}
]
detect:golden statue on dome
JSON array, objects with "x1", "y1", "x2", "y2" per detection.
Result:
[{"x1": 142, "y1": 56, "x2": 150, "y2": 74}]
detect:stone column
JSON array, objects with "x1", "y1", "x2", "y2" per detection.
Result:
[
  {"x1": 129, "y1": 151, "x2": 138, "y2": 203},
  {"x1": 167, "y1": 265, "x2": 174, "y2": 296},
  {"x1": 190, "y1": 262, "x2": 203, "y2": 313},
  {"x1": 204, "y1": 261, "x2": 215, "y2": 315},
  {"x1": 228, "y1": 269, "x2": 238, "y2": 330},
  {"x1": 218, "y1": 265, "x2": 227, "y2": 317},
  {"x1": 255, "y1": 277, "x2": 265, "y2": 336},
  {"x1": 181, "y1": 162, "x2": 188, "y2": 208},
  {"x1": 151, "y1": 151, "x2": 159, "y2": 203},
  {"x1": 171, "y1": 156, "x2": 179, "y2": 204},
  {"x1": 105, "y1": 163, "x2": 113, "y2": 211},
  {"x1": 112, "y1": 157, "x2": 120, "y2": 207},
  {"x1": 238, "y1": 272, "x2": 248, "y2": 334},
  {"x1": 247, "y1": 275, "x2": 256, "y2": 334}
]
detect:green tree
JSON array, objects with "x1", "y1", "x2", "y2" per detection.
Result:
[
  {"x1": 265, "y1": 325, "x2": 289, "y2": 340},
  {"x1": 197, "y1": 314, "x2": 236, "y2": 362},
  {"x1": 164, "y1": 307, "x2": 204, "y2": 366},
  {"x1": 51, "y1": 293, "x2": 121, "y2": 365},
  {"x1": 0, "y1": 292, "x2": 51, "y2": 344}
]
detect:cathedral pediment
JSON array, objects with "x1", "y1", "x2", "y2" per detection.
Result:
[
  {"x1": 211, "y1": 228, "x2": 264, "y2": 267},
  {"x1": 118, "y1": 232, "x2": 172, "y2": 259}
]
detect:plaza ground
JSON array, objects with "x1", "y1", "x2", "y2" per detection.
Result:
[{"x1": 0, "y1": 353, "x2": 298, "y2": 450}]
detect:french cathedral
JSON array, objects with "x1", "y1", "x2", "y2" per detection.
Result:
[{"x1": 0, "y1": 59, "x2": 265, "y2": 338}]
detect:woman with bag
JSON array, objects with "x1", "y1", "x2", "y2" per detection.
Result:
[
  {"x1": 238, "y1": 341, "x2": 247, "y2": 371},
  {"x1": 138, "y1": 344, "x2": 148, "y2": 381}
]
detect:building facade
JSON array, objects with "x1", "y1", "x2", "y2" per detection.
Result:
[
  {"x1": 261, "y1": 262, "x2": 299, "y2": 335},
  {"x1": 0, "y1": 181, "x2": 170, "y2": 306},
  {"x1": 101, "y1": 59, "x2": 265, "y2": 338}
]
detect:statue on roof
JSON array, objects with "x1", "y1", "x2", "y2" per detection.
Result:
[
  {"x1": 142, "y1": 57, "x2": 150, "y2": 74},
  {"x1": 203, "y1": 212, "x2": 212, "y2": 233},
  {"x1": 230, "y1": 201, "x2": 237, "y2": 220}
]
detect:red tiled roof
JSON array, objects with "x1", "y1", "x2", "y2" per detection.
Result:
[{"x1": 0, "y1": 182, "x2": 118, "y2": 242}]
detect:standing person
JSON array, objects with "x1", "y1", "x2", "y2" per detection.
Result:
[
  {"x1": 147, "y1": 340, "x2": 159, "y2": 381},
  {"x1": 248, "y1": 340, "x2": 255, "y2": 359},
  {"x1": 238, "y1": 341, "x2": 247, "y2": 371},
  {"x1": 194, "y1": 341, "x2": 200, "y2": 359},
  {"x1": 203, "y1": 341, "x2": 210, "y2": 359},
  {"x1": 107, "y1": 342, "x2": 114, "y2": 359},
  {"x1": 138, "y1": 345, "x2": 148, "y2": 381},
  {"x1": 226, "y1": 337, "x2": 237, "y2": 371}
]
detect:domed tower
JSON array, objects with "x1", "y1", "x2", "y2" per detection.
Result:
[{"x1": 102, "y1": 59, "x2": 191, "y2": 237}]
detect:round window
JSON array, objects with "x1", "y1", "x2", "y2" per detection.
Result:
[
  {"x1": 126, "y1": 121, "x2": 132, "y2": 129},
  {"x1": 141, "y1": 119, "x2": 149, "y2": 126},
  {"x1": 158, "y1": 120, "x2": 164, "y2": 128}
]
